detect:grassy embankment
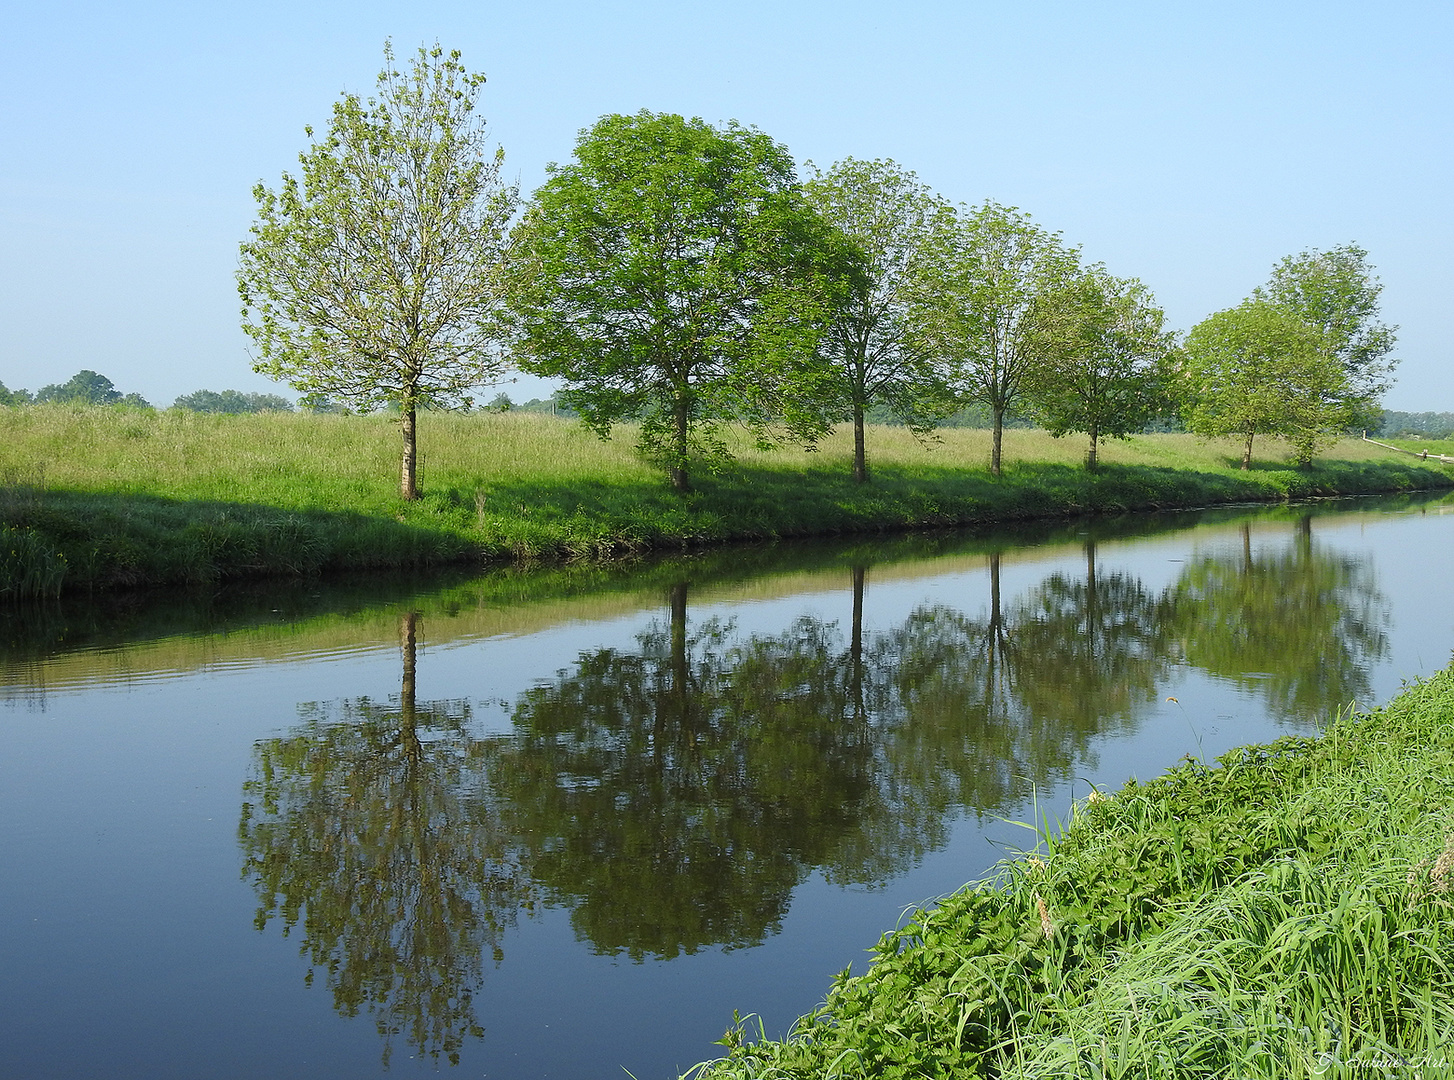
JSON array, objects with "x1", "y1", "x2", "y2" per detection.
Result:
[
  {"x1": 2, "y1": 405, "x2": 1451, "y2": 596},
  {"x1": 690, "y1": 668, "x2": 1454, "y2": 1080}
]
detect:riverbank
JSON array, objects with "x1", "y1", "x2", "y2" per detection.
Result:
[
  {"x1": 2, "y1": 406, "x2": 1451, "y2": 596},
  {"x1": 690, "y1": 667, "x2": 1454, "y2": 1080}
]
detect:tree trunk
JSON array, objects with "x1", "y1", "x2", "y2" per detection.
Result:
[
  {"x1": 670, "y1": 393, "x2": 691, "y2": 493},
  {"x1": 1241, "y1": 431, "x2": 1254, "y2": 470},
  {"x1": 1086, "y1": 422, "x2": 1099, "y2": 471},
  {"x1": 991, "y1": 406, "x2": 1005, "y2": 477},
  {"x1": 1295, "y1": 513, "x2": 1312, "y2": 561},
  {"x1": 399, "y1": 611, "x2": 419, "y2": 720},
  {"x1": 848, "y1": 564, "x2": 866, "y2": 720},
  {"x1": 401, "y1": 400, "x2": 420, "y2": 500},
  {"x1": 669, "y1": 581, "x2": 689, "y2": 719},
  {"x1": 852, "y1": 402, "x2": 868, "y2": 483},
  {"x1": 985, "y1": 551, "x2": 1002, "y2": 703}
]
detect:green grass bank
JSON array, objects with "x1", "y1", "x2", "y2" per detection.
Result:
[
  {"x1": 2, "y1": 405, "x2": 1451, "y2": 597},
  {"x1": 688, "y1": 667, "x2": 1454, "y2": 1080}
]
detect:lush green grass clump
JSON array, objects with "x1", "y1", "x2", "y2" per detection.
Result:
[
  {"x1": 2, "y1": 405, "x2": 1451, "y2": 595},
  {"x1": 691, "y1": 671, "x2": 1454, "y2": 1080}
]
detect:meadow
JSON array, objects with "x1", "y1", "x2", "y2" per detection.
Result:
[
  {"x1": 691, "y1": 666, "x2": 1454, "y2": 1080},
  {"x1": 2, "y1": 405, "x2": 1451, "y2": 596}
]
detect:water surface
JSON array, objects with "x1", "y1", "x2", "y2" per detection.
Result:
[{"x1": 3, "y1": 494, "x2": 1453, "y2": 1078}]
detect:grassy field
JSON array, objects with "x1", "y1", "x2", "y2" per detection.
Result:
[
  {"x1": 690, "y1": 667, "x2": 1454, "y2": 1080},
  {"x1": 2, "y1": 405, "x2": 1451, "y2": 596}
]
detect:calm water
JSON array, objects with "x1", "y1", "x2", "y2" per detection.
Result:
[{"x1": 4, "y1": 493, "x2": 1454, "y2": 1079}]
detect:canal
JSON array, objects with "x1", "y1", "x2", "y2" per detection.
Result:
[{"x1": 3, "y1": 492, "x2": 1452, "y2": 1078}]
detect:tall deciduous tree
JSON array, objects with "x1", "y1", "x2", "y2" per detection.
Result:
[
  {"x1": 1255, "y1": 243, "x2": 1397, "y2": 424},
  {"x1": 238, "y1": 42, "x2": 518, "y2": 500},
  {"x1": 507, "y1": 111, "x2": 850, "y2": 493},
  {"x1": 913, "y1": 201, "x2": 1079, "y2": 476},
  {"x1": 802, "y1": 158, "x2": 953, "y2": 482},
  {"x1": 1027, "y1": 270, "x2": 1175, "y2": 469},
  {"x1": 1180, "y1": 298, "x2": 1348, "y2": 468}
]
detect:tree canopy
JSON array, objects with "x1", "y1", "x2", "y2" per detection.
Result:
[
  {"x1": 1027, "y1": 270, "x2": 1175, "y2": 469},
  {"x1": 1255, "y1": 242, "x2": 1397, "y2": 424},
  {"x1": 912, "y1": 201, "x2": 1080, "y2": 476},
  {"x1": 507, "y1": 110, "x2": 853, "y2": 492},
  {"x1": 238, "y1": 42, "x2": 518, "y2": 499},
  {"x1": 802, "y1": 158, "x2": 954, "y2": 482},
  {"x1": 33, "y1": 370, "x2": 149, "y2": 408},
  {"x1": 1179, "y1": 298, "x2": 1349, "y2": 467}
]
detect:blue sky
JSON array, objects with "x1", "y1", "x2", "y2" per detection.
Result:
[{"x1": 2, "y1": 0, "x2": 1449, "y2": 410}]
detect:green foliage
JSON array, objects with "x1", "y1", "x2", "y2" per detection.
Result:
[
  {"x1": 913, "y1": 201, "x2": 1081, "y2": 476},
  {"x1": 0, "y1": 526, "x2": 67, "y2": 598},
  {"x1": 238, "y1": 41, "x2": 518, "y2": 498},
  {"x1": 1256, "y1": 242, "x2": 1398, "y2": 426},
  {"x1": 691, "y1": 666, "x2": 1454, "y2": 1080},
  {"x1": 1180, "y1": 299, "x2": 1350, "y2": 467},
  {"x1": 33, "y1": 369, "x2": 149, "y2": 407},
  {"x1": 171, "y1": 388, "x2": 294, "y2": 413},
  {"x1": 0, "y1": 381, "x2": 34, "y2": 406},
  {"x1": 35, "y1": 369, "x2": 120, "y2": 405},
  {"x1": 802, "y1": 158, "x2": 955, "y2": 481},
  {"x1": 1027, "y1": 270, "x2": 1177, "y2": 469},
  {"x1": 507, "y1": 110, "x2": 852, "y2": 492},
  {"x1": 1377, "y1": 410, "x2": 1454, "y2": 439}
]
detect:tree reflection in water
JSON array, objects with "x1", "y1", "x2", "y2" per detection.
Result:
[
  {"x1": 500, "y1": 580, "x2": 888, "y2": 960},
  {"x1": 238, "y1": 613, "x2": 532, "y2": 1066},
  {"x1": 1169, "y1": 518, "x2": 1388, "y2": 719},
  {"x1": 877, "y1": 544, "x2": 1178, "y2": 817},
  {"x1": 238, "y1": 516, "x2": 1390, "y2": 1062}
]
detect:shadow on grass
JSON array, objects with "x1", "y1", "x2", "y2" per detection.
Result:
[
  {"x1": 460, "y1": 454, "x2": 1454, "y2": 564},
  {"x1": 6, "y1": 456, "x2": 1453, "y2": 597},
  {"x1": 674, "y1": 457, "x2": 1454, "y2": 539},
  {"x1": 2, "y1": 488, "x2": 484, "y2": 593}
]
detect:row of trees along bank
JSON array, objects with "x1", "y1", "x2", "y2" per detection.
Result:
[{"x1": 236, "y1": 43, "x2": 1398, "y2": 500}]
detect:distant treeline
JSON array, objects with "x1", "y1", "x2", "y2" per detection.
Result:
[
  {"x1": 0, "y1": 370, "x2": 151, "y2": 408},
  {"x1": 1375, "y1": 411, "x2": 1454, "y2": 439},
  {"x1": 7, "y1": 374, "x2": 1450, "y2": 444},
  {"x1": 0, "y1": 371, "x2": 294, "y2": 413}
]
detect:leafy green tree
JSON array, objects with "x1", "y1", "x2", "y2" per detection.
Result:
[
  {"x1": 171, "y1": 389, "x2": 294, "y2": 413},
  {"x1": 1255, "y1": 243, "x2": 1397, "y2": 425},
  {"x1": 238, "y1": 42, "x2": 519, "y2": 500},
  {"x1": 507, "y1": 111, "x2": 850, "y2": 492},
  {"x1": 1180, "y1": 298, "x2": 1348, "y2": 467},
  {"x1": 34, "y1": 369, "x2": 131, "y2": 406},
  {"x1": 802, "y1": 158, "x2": 954, "y2": 482},
  {"x1": 913, "y1": 201, "x2": 1080, "y2": 476},
  {"x1": 1027, "y1": 270, "x2": 1175, "y2": 469}
]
